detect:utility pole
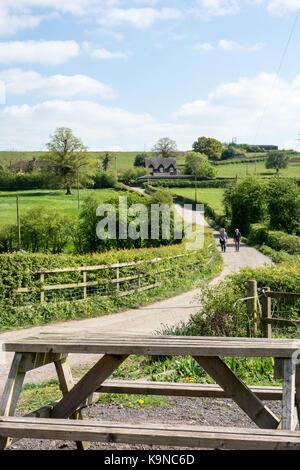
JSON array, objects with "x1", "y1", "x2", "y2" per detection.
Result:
[
  {"x1": 194, "y1": 174, "x2": 197, "y2": 205},
  {"x1": 77, "y1": 171, "x2": 80, "y2": 209},
  {"x1": 16, "y1": 195, "x2": 21, "y2": 250}
]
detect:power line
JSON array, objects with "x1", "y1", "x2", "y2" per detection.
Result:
[{"x1": 253, "y1": 8, "x2": 300, "y2": 143}]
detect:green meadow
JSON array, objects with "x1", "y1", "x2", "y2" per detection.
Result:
[
  {"x1": 214, "y1": 160, "x2": 300, "y2": 179},
  {"x1": 0, "y1": 188, "x2": 120, "y2": 226},
  {"x1": 171, "y1": 187, "x2": 225, "y2": 215}
]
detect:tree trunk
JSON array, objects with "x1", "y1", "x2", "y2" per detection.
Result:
[{"x1": 66, "y1": 186, "x2": 72, "y2": 195}]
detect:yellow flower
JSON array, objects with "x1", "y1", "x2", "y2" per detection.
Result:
[{"x1": 139, "y1": 400, "x2": 144, "y2": 405}]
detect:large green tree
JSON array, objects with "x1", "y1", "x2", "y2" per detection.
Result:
[
  {"x1": 185, "y1": 152, "x2": 216, "y2": 178},
  {"x1": 192, "y1": 137, "x2": 222, "y2": 160},
  {"x1": 266, "y1": 177, "x2": 300, "y2": 234},
  {"x1": 224, "y1": 176, "x2": 266, "y2": 235},
  {"x1": 265, "y1": 150, "x2": 289, "y2": 173},
  {"x1": 46, "y1": 127, "x2": 95, "y2": 195}
]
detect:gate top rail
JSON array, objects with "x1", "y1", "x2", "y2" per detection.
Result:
[
  {"x1": 264, "y1": 291, "x2": 300, "y2": 300},
  {"x1": 35, "y1": 251, "x2": 199, "y2": 274}
]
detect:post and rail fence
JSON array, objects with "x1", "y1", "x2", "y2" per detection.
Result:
[
  {"x1": 15, "y1": 250, "x2": 215, "y2": 306},
  {"x1": 246, "y1": 280, "x2": 300, "y2": 339}
]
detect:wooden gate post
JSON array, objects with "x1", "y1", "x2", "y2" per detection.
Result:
[
  {"x1": 82, "y1": 266, "x2": 87, "y2": 300},
  {"x1": 247, "y1": 280, "x2": 258, "y2": 337},
  {"x1": 40, "y1": 273, "x2": 45, "y2": 304},
  {"x1": 261, "y1": 287, "x2": 272, "y2": 338}
]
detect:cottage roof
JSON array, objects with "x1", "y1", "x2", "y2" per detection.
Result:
[{"x1": 145, "y1": 157, "x2": 177, "y2": 170}]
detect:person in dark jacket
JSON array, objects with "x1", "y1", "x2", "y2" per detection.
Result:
[
  {"x1": 234, "y1": 228, "x2": 241, "y2": 252},
  {"x1": 219, "y1": 228, "x2": 228, "y2": 252}
]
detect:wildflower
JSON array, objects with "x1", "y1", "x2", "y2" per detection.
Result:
[{"x1": 139, "y1": 400, "x2": 144, "y2": 405}]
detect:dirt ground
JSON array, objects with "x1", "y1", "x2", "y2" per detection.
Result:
[{"x1": 8, "y1": 396, "x2": 282, "y2": 451}]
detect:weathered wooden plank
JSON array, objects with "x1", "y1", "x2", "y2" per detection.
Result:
[
  {"x1": 95, "y1": 380, "x2": 283, "y2": 400},
  {"x1": 54, "y1": 356, "x2": 89, "y2": 450},
  {"x1": 281, "y1": 359, "x2": 296, "y2": 430},
  {"x1": 5, "y1": 337, "x2": 300, "y2": 358},
  {"x1": 35, "y1": 251, "x2": 198, "y2": 274},
  {"x1": 262, "y1": 318, "x2": 300, "y2": 328},
  {"x1": 0, "y1": 353, "x2": 26, "y2": 449},
  {"x1": 266, "y1": 292, "x2": 300, "y2": 300},
  {"x1": 51, "y1": 354, "x2": 128, "y2": 419},
  {"x1": 1, "y1": 417, "x2": 300, "y2": 450},
  {"x1": 296, "y1": 364, "x2": 300, "y2": 426},
  {"x1": 261, "y1": 287, "x2": 272, "y2": 338},
  {"x1": 193, "y1": 356, "x2": 280, "y2": 429}
]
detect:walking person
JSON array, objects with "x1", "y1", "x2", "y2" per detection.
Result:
[
  {"x1": 234, "y1": 228, "x2": 241, "y2": 252},
  {"x1": 219, "y1": 228, "x2": 228, "y2": 253}
]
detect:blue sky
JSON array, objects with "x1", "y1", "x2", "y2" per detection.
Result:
[{"x1": 0, "y1": 0, "x2": 300, "y2": 151}]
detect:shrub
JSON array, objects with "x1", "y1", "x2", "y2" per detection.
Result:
[
  {"x1": 248, "y1": 224, "x2": 269, "y2": 245},
  {"x1": 266, "y1": 178, "x2": 300, "y2": 234},
  {"x1": 190, "y1": 263, "x2": 300, "y2": 338},
  {"x1": 0, "y1": 171, "x2": 56, "y2": 191},
  {"x1": 134, "y1": 153, "x2": 147, "y2": 167},
  {"x1": 73, "y1": 190, "x2": 180, "y2": 253},
  {"x1": 21, "y1": 206, "x2": 72, "y2": 253},
  {"x1": 93, "y1": 171, "x2": 117, "y2": 188},
  {"x1": 224, "y1": 176, "x2": 266, "y2": 235},
  {"x1": 0, "y1": 224, "x2": 18, "y2": 253}
]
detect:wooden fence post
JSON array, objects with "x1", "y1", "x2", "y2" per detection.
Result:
[
  {"x1": 40, "y1": 273, "x2": 44, "y2": 304},
  {"x1": 82, "y1": 266, "x2": 87, "y2": 300},
  {"x1": 261, "y1": 287, "x2": 272, "y2": 338},
  {"x1": 116, "y1": 266, "x2": 120, "y2": 295},
  {"x1": 247, "y1": 280, "x2": 258, "y2": 337}
]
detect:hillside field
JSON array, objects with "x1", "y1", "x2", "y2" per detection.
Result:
[
  {"x1": 171, "y1": 187, "x2": 225, "y2": 215},
  {"x1": 0, "y1": 188, "x2": 121, "y2": 226}
]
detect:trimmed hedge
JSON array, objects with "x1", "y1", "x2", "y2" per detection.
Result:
[
  {"x1": 142, "y1": 179, "x2": 232, "y2": 189},
  {"x1": 0, "y1": 172, "x2": 56, "y2": 191},
  {"x1": 190, "y1": 263, "x2": 300, "y2": 338},
  {"x1": 248, "y1": 224, "x2": 300, "y2": 254},
  {"x1": 0, "y1": 230, "x2": 222, "y2": 330}
]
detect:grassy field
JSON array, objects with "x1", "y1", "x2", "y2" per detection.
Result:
[
  {"x1": 214, "y1": 160, "x2": 300, "y2": 178},
  {"x1": 171, "y1": 188, "x2": 225, "y2": 215},
  {"x1": 0, "y1": 188, "x2": 120, "y2": 226},
  {"x1": 0, "y1": 151, "x2": 187, "y2": 173}
]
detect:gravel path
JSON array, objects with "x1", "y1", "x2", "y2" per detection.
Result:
[{"x1": 0, "y1": 204, "x2": 273, "y2": 394}]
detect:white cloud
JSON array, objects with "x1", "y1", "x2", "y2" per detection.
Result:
[
  {"x1": 218, "y1": 39, "x2": 265, "y2": 51},
  {"x1": 193, "y1": 0, "x2": 240, "y2": 17},
  {"x1": 83, "y1": 42, "x2": 129, "y2": 59},
  {"x1": 0, "y1": 40, "x2": 80, "y2": 65},
  {"x1": 97, "y1": 7, "x2": 182, "y2": 29},
  {"x1": 193, "y1": 39, "x2": 265, "y2": 53},
  {"x1": 0, "y1": 69, "x2": 116, "y2": 99},
  {"x1": 264, "y1": 0, "x2": 300, "y2": 15},
  {"x1": 0, "y1": 100, "x2": 157, "y2": 150},
  {"x1": 173, "y1": 72, "x2": 300, "y2": 148},
  {"x1": 0, "y1": 5, "x2": 42, "y2": 36},
  {"x1": 0, "y1": 80, "x2": 5, "y2": 104},
  {"x1": 193, "y1": 42, "x2": 215, "y2": 52},
  {"x1": 2, "y1": 72, "x2": 300, "y2": 151}
]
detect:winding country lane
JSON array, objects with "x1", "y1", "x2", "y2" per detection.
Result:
[{"x1": 0, "y1": 195, "x2": 273, "y2": 393}]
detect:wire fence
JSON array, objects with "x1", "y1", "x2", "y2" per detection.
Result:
[{"x1": 15, "y1": 251, "x2": 211, "y2": 307}]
